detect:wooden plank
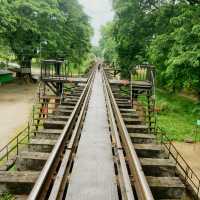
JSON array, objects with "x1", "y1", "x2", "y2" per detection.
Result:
[
  {"x1": 65, "y1": 71, "x2": 118, "y2": 200},
  {"x1": 110, "y1": 80, "x2": 152, "y2": 88},
  {"x1": 14, "y1": 195, "x2": 28, "y2": 200},
  {"x1": 18, "y1": 151, "x2": 49, "y2": 160},
  {"x1": 132, "y1": 81, "x2": 152, "y2": 87},
  {"x1": 0, "y1": 171, "x2": 39, "y2": 183},
  {"x1": 67, "y1": 77, "x2": 87, "y2": 83},
  {"x1": 147, "y1": 176, "x2": 185, "y2": 199}
]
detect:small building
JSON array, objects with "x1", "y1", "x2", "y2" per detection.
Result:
[
  {"x1": 40, "y1": 60, "x2": 67, "y2": 95},
  {"x1": 0, "y1": 70, "x2": 13, "y2": 84}
]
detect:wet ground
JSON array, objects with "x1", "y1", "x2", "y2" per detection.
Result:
[
  {"x1": 0, "y1": 82, "x2": 37, "y2": 149},
  {"x1": 174, "y1": 142, "x2": 200, "y2": 178}
]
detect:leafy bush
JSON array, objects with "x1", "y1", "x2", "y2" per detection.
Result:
[
  {"x1": 157, "y1": 101, "x2": 171, "y2": 113},
  {"x1": 0, "y1": 62, "x2": 6, "y2": 68},
  {"x1": 0, "y1": 193, "x2": 13, "y2": 200}
]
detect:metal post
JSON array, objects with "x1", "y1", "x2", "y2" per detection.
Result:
[
  {"x1": 175, "y1": 152, "x2": 179, "y2": 166},
  {"x1": 6, "y1": 146, "x2": 8, "y2": 161},
  {"x1": 147, "y1": 93, "x2": 151, "y2": 134},
  {"x1": 32, "y1": 105, "x2": 35, "y2": 122},
  {"x1": 17, "y1": 136, "x2": 19, "y2": 155},
  {"x1": 28, "y1": 122, "x2": 30, "y2": 142},
  {"x1": 161, "y1": 132, "x2": 164, "y2": 144},
  {"x1": 185, "y1": 166, "x2": 189, "y2": 182},
  {"x1": 130, "y1": 73, "x2": 133, "y2": 106},
  {"x1": 168, "y1": 143, "x2": 171, "y2": 159},
  {"x1": 40, "y1": 42, "x2": 42, "y2": 61}
]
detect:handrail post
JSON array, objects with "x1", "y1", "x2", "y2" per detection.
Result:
[
  {"x1": 185, "y1": 166, "x2": 189, "y2": 182},
  {"x1": 17, "y1": 135, "x2": 19, "y2": 155},
  {"x1": 130, "y1": 73, "x2": 133, "y2": 105},
  {"x1": 168, "y1": 142, "x2": 171, "y2": 159},
  {"x1": 158, "y1": 126, "x2": 200, "y2": 198},
  {"x1": 175, "y1": 152, "x2": 179, "y2": 166},
  {"x1": 6, "y1": 146, "x2": 8, "y2": 161},
  {"x1": 32, "y1": 105, "x2": 35, "y2": 122},
  {"x1": 28, "y1": 122, "x2": 30, "y2": 142},
  {"x1": 161, "y1": 132, "x2": 163, "y2": 144}
]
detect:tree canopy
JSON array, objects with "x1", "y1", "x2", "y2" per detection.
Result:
[
  {"x1": 99, "y1": 22, "x2": 118, "y2": 65},
  {"x1": 0, "y1": 0, "x2": 93, "y2": 69},
  {"x1": 99, "y1": 0, "x2": 200, "y2": 94}
]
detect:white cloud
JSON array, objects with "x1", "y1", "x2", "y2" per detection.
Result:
[{"x1": 79, "y1": 0, "x2": 114, "y2": 46}]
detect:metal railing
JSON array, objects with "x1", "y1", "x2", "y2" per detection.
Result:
[
  {"x1": 0, "y1": 124, "x2": 30, "y2": 166},
  {"x1": 0, "y1": 81, "x2": 55, "y2": 167},
  {"x1": 40, "y1": 60, "x2": 67, "y2": 80},
  {"x1": 130, "y1": 64, "x2": 156, "y2": 134},
  {"x1": 157, "y1": 127, "x2": 200, "y2": 199},
  {"x1": 0, "y1": 65, "x2": 90, "y2": 169}
]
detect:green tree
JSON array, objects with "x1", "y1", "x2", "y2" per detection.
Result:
[
  {"x1": 58, "y1": 0, "x2": 93, "y2": 67},
  {"x1": 110, "y1": 0, "x2": 157, "y2": 77},
  {"x1": 100, "y1": 0, "x2": 200, "y2": 96},
  {"x1": 0, "y1": 0, "x2": 92, "y2": 74},
  {"x1": 99, "y1": 22, "x2": 118, "y2": 65},
  {"x1": 148, "y1": 4, "x2": 200, "y2": 94}
]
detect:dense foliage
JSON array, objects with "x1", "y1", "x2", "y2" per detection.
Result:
[
  {"x1": 149, "y1": 4, "x2": 200, "y2": 94},
  {"x1": 99, "y1": 22, "x2": 118, "y2": 65},
  {"x1": 100, "y1": 0, "x2": 200, "y2": 94},
  {"x1": 0, "y1": 0, "x2": 92, "y2": 69}
]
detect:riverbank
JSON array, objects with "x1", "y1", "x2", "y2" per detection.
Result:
[
  {"x1": 156, "y1": 89, "x2": 200, "y2": 141},
  {"x1": 0, "y1": 81, "x2": 37, "y2": 149}
]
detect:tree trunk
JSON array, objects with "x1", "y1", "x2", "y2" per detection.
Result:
[{"x1": 198, "y1": 91, "x2": 200, "y2": 102}]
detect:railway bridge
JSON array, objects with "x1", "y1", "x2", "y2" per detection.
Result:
[{"x1": 0, "y1": 61, "x2": 199, "y2": 200}]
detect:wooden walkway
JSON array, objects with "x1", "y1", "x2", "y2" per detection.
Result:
[{"x1": 65, "y1": 71, "x2": 118, "y2": 200}]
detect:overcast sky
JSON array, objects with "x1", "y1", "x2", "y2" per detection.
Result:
[{"x1": 79, "y1": 0, "x2": 114, "y2": 46}]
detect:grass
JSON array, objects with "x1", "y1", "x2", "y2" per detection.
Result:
[
  {"x1": 0, "y1": 193, "x2": 14, "y2": 200},
  {"x1": 155, "y1": 89, "x2": 200, "y2": 141}
]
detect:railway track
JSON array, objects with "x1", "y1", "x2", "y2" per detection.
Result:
[
  {"x1": 103, "y1": 69, "x2": 186, "y2": 200},
  {"x1": 0, "y1": 66, "x2": 95, "y2": 199},
  {"x1": 0, "y1": 63, "x2": 196, "y2": 200}
]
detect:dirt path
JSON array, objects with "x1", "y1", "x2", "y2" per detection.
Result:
[
  {"x1": 0, "y1": 82, "x2": 37, "y2": 149},
  {"x1": 174, "y1": 142, "x2": 200, "y2": 178}
]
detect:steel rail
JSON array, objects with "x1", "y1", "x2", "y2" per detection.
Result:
[
  {"x1": 102, "y1": 69, "x2": 154, "y2": 200},
  {"x1": 102, "y1": 71, "x2": 135, "y2": 200},
  {"x1": 28, "y1": 67, "x2": 96, "y2": 200},
  {"x1": 48, "y1": 69, "x2": 95, "y2": 200}
]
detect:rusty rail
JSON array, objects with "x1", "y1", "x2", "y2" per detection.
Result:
[
  {"x1": 103, "y1": 69, "x2": 135, "y2": 200},
  {"x1": 28, "y1": 67, "x2": 96, "y2": 200},
  {"x1": 103, "y1": 69, "x2": 154, "y2": 200},
  {"x1": 48, "y1": 67, "x2": 94, "y2": 200},
  {"x1": 157, "y1": 127, "x2": 200, "y2": 199}
]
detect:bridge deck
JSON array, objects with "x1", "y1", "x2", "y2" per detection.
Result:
[{"x1": 65, "y1": 71, "x2": 118, "y2": 200}]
